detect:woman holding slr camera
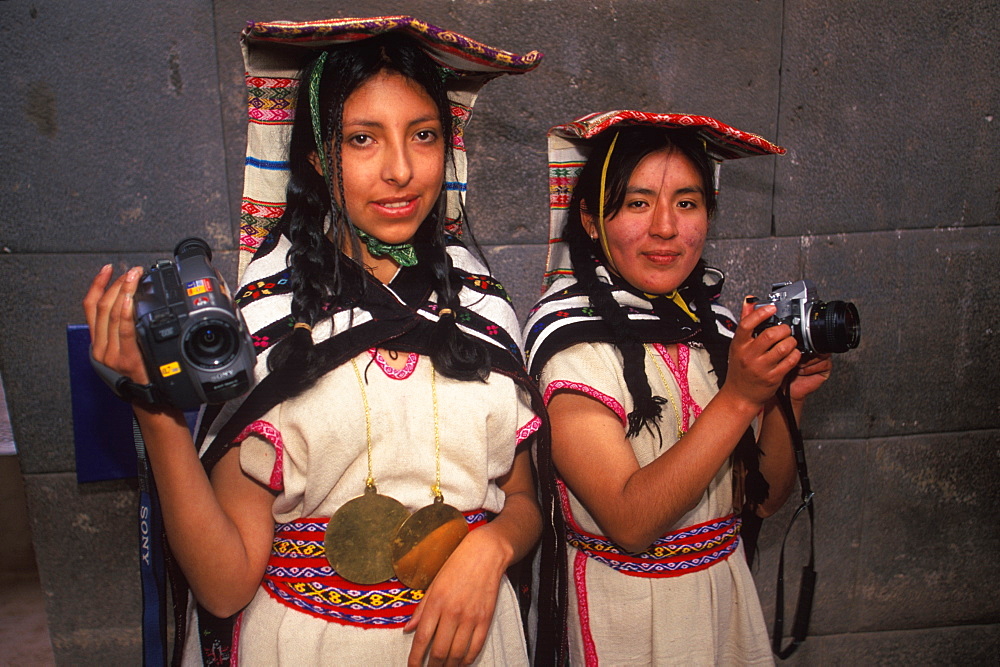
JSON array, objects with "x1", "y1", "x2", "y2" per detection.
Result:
[
  {"x1": 84, "y1": 17, "x2": 544, "y2": 666},
  {"x1": 525, "y1": 111, "x2": 833, "y2": 665}
]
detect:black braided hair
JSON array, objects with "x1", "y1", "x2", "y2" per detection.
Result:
[
  {"x1": 266, "y1": 33, "x2": 490, "y2": 387},
  {"x1": 566, "y1": 223, "x2": 664, "y2": 439},
  {"x1": 563, "y1": 126, "x2": 769, "y2": 506},
  {"x1": 564, "y1": 126, "x2": 717, "y2": 438}
]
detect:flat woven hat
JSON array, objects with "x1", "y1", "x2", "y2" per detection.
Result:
[{"x1": 239, "y1": 15, "x2": 543, "y2": 277}]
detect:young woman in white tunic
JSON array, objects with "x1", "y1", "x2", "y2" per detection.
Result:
[
  {"x1": 525, "y1": 112, "x2": 833, "y2": 665},
  {"x1": 84, "y1": 17, "x2": 544, "y2": 666}
]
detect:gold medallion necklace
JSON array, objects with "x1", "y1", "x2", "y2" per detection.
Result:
[
  {"x1": 323, "y1": 354, "x2": 468, "y2": 589},
  {"x1": 390, "y1": 364, "x2": 468, "y2": 590},
  {"x1": 323, "y1": 358, "x2": 410, "y2": 584}
]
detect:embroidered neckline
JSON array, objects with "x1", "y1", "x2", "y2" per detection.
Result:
[
  {"x1": 368, "y1": 348, "x2": 420, "y2": 380},
  {"x1": 651, "y1": 343, "x2": 703, "y2": 431}
]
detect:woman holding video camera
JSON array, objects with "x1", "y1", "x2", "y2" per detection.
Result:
[
  {"x1": 525, "y1": 111, "x2": 833, "y2": 664},
  {"x1": 84, "y1": 17, "x2": 543, "y2": 666}
]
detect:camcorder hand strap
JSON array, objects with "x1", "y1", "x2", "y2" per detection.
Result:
[
  {"x1": 134, "y1": 416, "x2": 168, "y2": 666},
  {"x1": 90, "y1": 351, "x2": 163, "y2": 406},
  {"x1": 771, "y1": 387, "x2": 817, "y2": 660}
]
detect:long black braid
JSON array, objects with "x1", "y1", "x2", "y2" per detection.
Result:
[
  {"x1": 266, "y1": 33, "x2": 491, "y2": 389},
  {"x1": 565, "y1": 126, "x2": 768, "y2": 506},
  {"x1": 565, "y1": 218, "x2": 666, "y2": 439}
]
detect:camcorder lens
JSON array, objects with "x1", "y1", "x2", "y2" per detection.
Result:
[
  {"x1": 184, "y1": 319, "x2": 239, "y2": 369},
  {"x1": 808, "y1": 301, "x2": 861, "y2": 353}
]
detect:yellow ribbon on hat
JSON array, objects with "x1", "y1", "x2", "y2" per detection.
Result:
[{"x1": 595, "y1": 131, "x2": 620, "y2": 273}]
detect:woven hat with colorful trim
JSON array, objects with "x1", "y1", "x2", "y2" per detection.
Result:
[
  {"x1": 239, "y1": 15, "x2": 543, "y2": 278},
  {"x1": 543, "y1": 109, "x2": 785, "y2": 286}
]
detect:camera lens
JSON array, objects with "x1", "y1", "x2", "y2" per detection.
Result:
[
  {"x1": 807, "y1": 301, "x2": 860, "y2": 353},
  {"x1": 184, "y1": 319, "x2": 239, "y2": 369}
]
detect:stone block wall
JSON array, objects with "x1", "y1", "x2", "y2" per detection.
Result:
[{"x1": 1, "y1": 0, "x2": 996, "y2": 663}]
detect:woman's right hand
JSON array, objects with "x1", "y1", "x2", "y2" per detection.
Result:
[
  {"x1": 83, "y1": 264, "x2": 150, "y2": 385},
  {"x1": 721, "y1": 298, "x2": 803, "y2": 411}
]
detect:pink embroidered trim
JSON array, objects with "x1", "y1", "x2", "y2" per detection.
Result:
[
  {"x1": 544, "y1": 380, "x2": 627, "y2": 427},
  {"x1": 574, "y1": 550, "x2": 599, "y2": 666},
  {"x1": 516, "y1": 415, "x2": 542, "y2": 445},
  {"x1": 235, "y1": 420, "x2": 285, "y2": 491},
  {"x1": 556, "y1": 480, "x2": 585, "y2": 535},
  {"x1": 231, "y1": 611, "x2": 242, "y2": 665},
  {"x1": 558, "y1": 480, "x2": 599, "y2": 664},
  {"x1": 368, "y1": 348, "x2": 419, "y2": 380},
  {"x1": 651, "y1": 343, "x2": 703, "y2": 430}
]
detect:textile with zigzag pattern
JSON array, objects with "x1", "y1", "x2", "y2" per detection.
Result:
[
  {"x1": 566, "y1": 513, "x2": 741, "y2": 578},
  {"x1": 263, "y1": 513, "x2": 487, "y2": 627}
]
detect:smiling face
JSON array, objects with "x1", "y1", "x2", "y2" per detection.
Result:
[
  {"x1": 315, "y1": 69, "x2": 446, "y2": 252},
  {"x1": 581, "y1": 148, "x2": 709, "y2": 295}
]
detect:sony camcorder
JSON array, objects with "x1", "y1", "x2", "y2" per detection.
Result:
[{"x1": 131, "y1": 238, "x2": 255, "y2": 410}]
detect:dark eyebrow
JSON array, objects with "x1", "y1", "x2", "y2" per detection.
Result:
[
  {"x1": 342, "y1": 114, "x2": 442, "y2": 129},
  {"x1": 408, "y1": 114, "x2": 441, "y2": 126},
  {"x1": 625, "y1": 186, "x2": 658, "y2": 197},
  {"x1": 675, "y1": 185, "x2": 705, "y2": 196},
  {"x1": 625, "y1": 185, "x2": 705, "y2": 197}
]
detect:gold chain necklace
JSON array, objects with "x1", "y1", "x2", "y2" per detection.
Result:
[
  {"x1": 322, "y1": 358, "x2": 409, "y2": 584},
  {"x1": 323, "y1": 354, "x2": 468, "y2": 589}
]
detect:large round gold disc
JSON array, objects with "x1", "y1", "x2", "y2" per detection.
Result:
[
  {"x1": 324, "y1": 486, "x2": 410, "y2": 584},
  {"x1": 391, "y1": 499, "x2": 468, "y2": 590}
]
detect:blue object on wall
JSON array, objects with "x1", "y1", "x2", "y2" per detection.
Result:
[
  {"x1": 67, "y1": 325, "x2": 201, "y2": 483},
  {"x1": 67, "y1": 324, "x2": 137, "y2": 483}
]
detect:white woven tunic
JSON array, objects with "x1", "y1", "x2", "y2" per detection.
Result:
[
  {"x1": 184, "y1": 349, "x2": 536, "y2": 665},
  {"x1": 540, "y1": 341, "x2": 773, "y2": 666}
]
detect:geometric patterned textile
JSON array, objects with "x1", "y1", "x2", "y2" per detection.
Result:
[
  {"x1": 559, "y1": 482, "x2": 740, "y2": 578},
  {"x1": 522, "y1": 265, "x2": 738, "y2": 376},
  {"x1": 263, "y1": 513, "x2": 488, "y2": 628}
]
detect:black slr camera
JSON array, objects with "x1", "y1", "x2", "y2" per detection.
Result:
[
  {"x1": 754, "y1": 279, "x2": 860, "y2": 354},
  {"x1": 133, "y1": 238, "x2": 255, "y2": 410}
]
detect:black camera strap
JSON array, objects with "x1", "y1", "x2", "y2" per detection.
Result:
[
  {"x1": 90, "y1": 351, "x2": 164, "y2": 406},
  {"x1": 133, "y1": 415, "x2": 168, "y2": 666},
  {"x1": 771, "y1": 387, "x2": 816, "y2": 660}
]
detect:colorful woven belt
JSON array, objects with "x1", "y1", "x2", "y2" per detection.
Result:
[
  {"x1": 559, "y1": 482, "x2": 740, "y2": 577},
  {"x1": 262, "y1": 511, "x2": 487, "y2": 628},
  {"x1": 566, "y1": 513, "x2": 741, "y2": 577}
]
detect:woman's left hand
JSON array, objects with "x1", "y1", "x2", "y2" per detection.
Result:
[
  {"x1": 786, "y1": 353, "x2": 833, "y2": 402},
  {"x1": 404, "y1": 527, "x2": 508, "y2": 666}
]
